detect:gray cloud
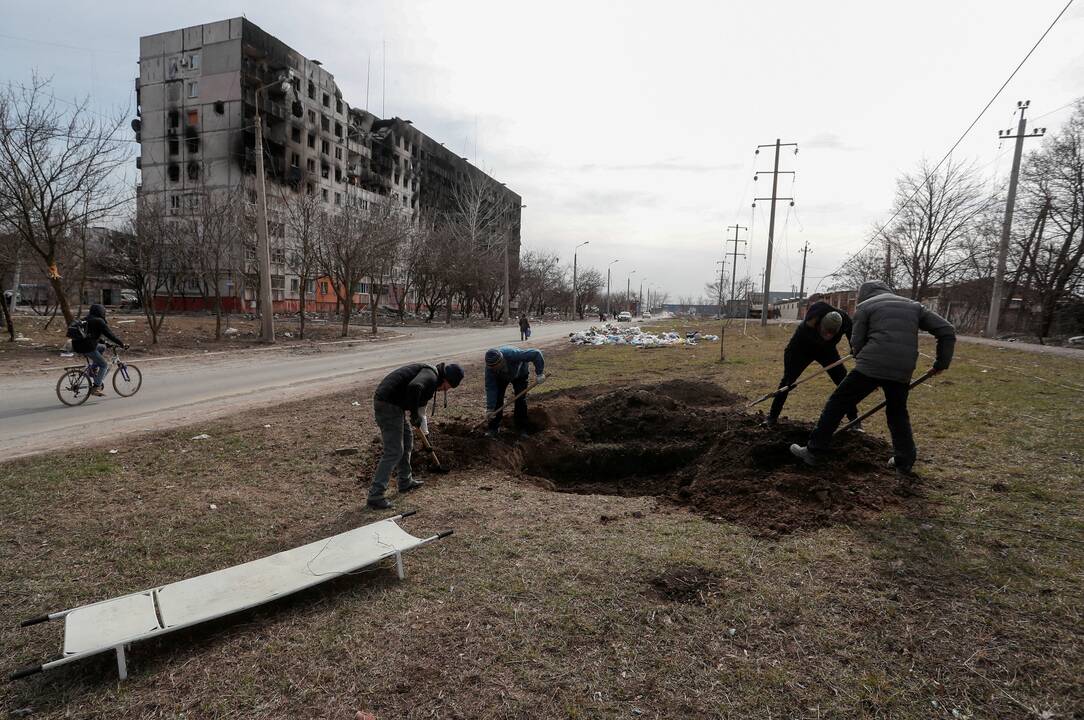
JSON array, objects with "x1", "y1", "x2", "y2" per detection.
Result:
[
  {"x1": 558, "y1": 189, "x2": 658, "y2": 214},
  {"x1": 802, "y1": 133, "x2": 861, "y2": 152}
]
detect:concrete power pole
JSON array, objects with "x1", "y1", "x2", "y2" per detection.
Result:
[
  {"x1": 754, "y1": 139, "x2": 798, "y2": 326},
  {"x1": 986, "y1": 101, "x2": 1045, "y2": 338},
  {"x1": 798, "y1": 240, "x2": 811, "y2": 298},
  {"x1": 254, "y1": 92, "x2": 276, "y2": 343},
  {"x1": 726, "y1": 224, "x2": 747, "y2": 316}
]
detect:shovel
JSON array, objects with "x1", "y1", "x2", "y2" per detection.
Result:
[
  {"x1": 835, "y1": 369, "x2": 936, "y2": 434},
  {"x1": 747, "y1": 354, "x2": 853, "y2": 408},
  {"x1": 414, "y1": 428, "x2": 449, "y2": 474}
]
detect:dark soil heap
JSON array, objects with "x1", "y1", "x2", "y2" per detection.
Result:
[{"x1": 426, "y1": 379, "x2": 914, "y2": 534}]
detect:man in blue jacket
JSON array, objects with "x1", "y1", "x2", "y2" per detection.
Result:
[
  {"x1": 790, "y1": 281, "x2": 955, "y2": 474},
  {"x1": 484, "y1": 346, "x2": 545, "y2": 438}
]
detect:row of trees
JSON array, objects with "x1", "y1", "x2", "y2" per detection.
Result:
[{"x1": 832, "y1": 100, "x2": 1084, "y2": 340}]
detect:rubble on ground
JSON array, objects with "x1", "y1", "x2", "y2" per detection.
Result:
[{"x1": 568, "y1": 323, "x2": 719, "y2": 347}]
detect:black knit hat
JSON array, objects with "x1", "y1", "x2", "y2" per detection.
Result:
[{"x1": 444, "y1": 363, "x2": 464, "y2": 388}]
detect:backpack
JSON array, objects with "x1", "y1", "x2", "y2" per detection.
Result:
[{"x1": 66, "y1": 319, "x2": 88, "y2": 341}]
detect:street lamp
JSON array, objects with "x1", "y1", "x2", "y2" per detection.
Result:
[
  {"x1": 571, "y1": 241, "x2": 589, "y2": 320},
  {"x1": 626, "y1": 270, "x2": 636, "y2": 314},
  {"x1": 253, "y1": 72, "x2": 294, "y2": 344},
  {"x1": 638, "y1": 276, "x2": 647, "y2": 318},
  {"x1": 606, "y1": 259, "x2": 620, "y2": 319},
  {"x1": 503, "y1": 202, "x2": 526, "y2": 325}
]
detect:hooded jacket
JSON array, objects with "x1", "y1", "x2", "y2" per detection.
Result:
[
  {"x1": 851, "y1": 281, "x2": 955, "y2": 384},
  {"x1": 373, "y1": 362, "x2": 448, "y2": 425},
  {"x1": 73, "y1": 304, "x2": 124, "y2": 354}
]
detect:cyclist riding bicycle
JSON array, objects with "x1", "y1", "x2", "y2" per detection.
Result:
[{"x1": 71, "y1": 304, "x2": 128, "y2": 397}]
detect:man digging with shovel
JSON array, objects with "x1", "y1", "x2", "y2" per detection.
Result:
[
  {"x1": 367, "y1": 361, "x2": 465, "y2": 510},
  {"x1": 789, "y1": 280, "x2": 955, "y2": 474},
  {"x1": 762, "y1": 301, "x2": 859, "y2": 429},
  {"x1": 484, "y1": 347, "x2": 545, "y2": 439}
]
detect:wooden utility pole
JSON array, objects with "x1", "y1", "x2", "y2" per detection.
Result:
[
  {"x1": 798, "y1": 240, "x2": 811, "y2": 298},
  {"x1": 986, "y1": 100, "x2": 1045, "y2": 338},
  {"x1": 726, "y1": 224, "x2": 747, "y2": 316},
  {"x1": 754, "y1": 139, "x2": 798, "y2": 326}
]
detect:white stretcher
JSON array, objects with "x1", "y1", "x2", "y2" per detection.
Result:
[{"x1": 10, "y1": 511, "x2": 450, "y2": 681}]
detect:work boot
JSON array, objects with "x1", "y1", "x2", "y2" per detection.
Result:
[
  {"x1": 789, "y1": 444, "x2": 818, "y2": 467},
  {"x1": 888, "y1": 457, "x2": 915, "y2": 475},
  {"x1": 366, "y1": 497, "x2": 393, "y2": 511},
  {"x1": 398, "y1": 479, "x2": 425, "y2": 493},
  {"x1": 760, "y1": 417, "x2": 777, "y2": 429},
  {"x1": 848, "y1": 421, "x2": 865, "y2": 433}
]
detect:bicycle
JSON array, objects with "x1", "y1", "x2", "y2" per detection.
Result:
[{"x1": 55, "y1": 344, "x2": 143, "y2": 407}]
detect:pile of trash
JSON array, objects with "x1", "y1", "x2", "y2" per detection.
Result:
[{"x1": 568, "y1": 323, "x2": 719, "y2": 348}]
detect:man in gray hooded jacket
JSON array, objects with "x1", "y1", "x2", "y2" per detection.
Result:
[{"x1": 790, "y1": 281, "x2": 956, "y2": 472}]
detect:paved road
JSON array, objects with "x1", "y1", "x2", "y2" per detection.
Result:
[{"x1": 0, "y1": 321, "x2": 589, "y2": 462}]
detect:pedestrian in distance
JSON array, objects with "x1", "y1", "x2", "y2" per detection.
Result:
[
  {"x1": 789, "y1": 281, "x2": 956, "y2": 474},
  {"x1": 763, "y1": 302, "x2": 858, "y2": 429},
  {"x1": 68, "y1": 304, "x2": 129, "y2": 397},
  {"x1": 484, "y1": 346, "x2": 545, "y2": 439},
  {"x1": 367, "y1": 361, "x2": 465, "y2": 510},
  {"x1": 519, "y1": 314, "x2": 531, "y2": 341}
]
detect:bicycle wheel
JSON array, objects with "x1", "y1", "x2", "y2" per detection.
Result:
[
  {"x1": 56, "y1": 369, "x2": 92, "y2": 406},
  {"x1": 113, "y1": 363, "x2": 142, "y2": 397}
]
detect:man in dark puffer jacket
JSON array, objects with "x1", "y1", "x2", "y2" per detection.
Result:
[
  {"x1": 73, "y1": 304, "x2": 127, "y2": 396},
  {"x1": 790, "y1": 281, "x2": 955, "y2": 473}
]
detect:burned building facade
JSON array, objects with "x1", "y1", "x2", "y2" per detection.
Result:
[{"x1": 135, "y1": 17, "x2": 521, "y2": 312}]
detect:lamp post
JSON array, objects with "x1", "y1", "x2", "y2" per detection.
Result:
[
  {"x1": 571, "y1": 241, "x2": 589, "y2": 320},
  {"x1": 253, "y1": 73, "x2": 294, "y2": 344},
  {"x1": 606, "y1": 259, "x2": 620, "y2": 319},
  {"x1": 638, "y1": 276, "x2": 646, "y2": 318},
  {"x1": 626, "y1": 270, "x2": 636, "y2": 314},
  {"x1": 503, "y1": 202, "x2": 525, "y2": 325}
]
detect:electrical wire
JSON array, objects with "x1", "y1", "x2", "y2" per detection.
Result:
[{"x1": 817, "y1": 0, "x2": 1076, "y2": 289}]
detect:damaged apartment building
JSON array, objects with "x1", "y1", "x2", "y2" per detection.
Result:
[{"x1": 135, "y1": 17, "x2": 522, "y2": 312}]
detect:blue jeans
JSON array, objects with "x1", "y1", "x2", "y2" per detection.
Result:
[
  {"x1": 368, "y1": 400, "x2": 414, "y2": 501},
  {"x1": 83, "y1": 344, "x2": 108, "y2": 388}
]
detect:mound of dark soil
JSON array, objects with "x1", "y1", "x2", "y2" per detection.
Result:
[
  {"x1": 648, "y1": 564, "x2": 722, "y2": 605},
  {"x1": 410, "y1": 379, "x2": 914, "y2": 534}
]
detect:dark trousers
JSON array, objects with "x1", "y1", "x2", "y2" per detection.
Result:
[
  {"x1": 520, "y1": 329, "x2": 528, "y2": 341},
  {"x1": 488, "y1": 375, "x2": 529, "y2": 432},
  {"x1": 807, "y1": 370, "x2": 916, "y2": 470},
  {"x1": 369, "y1": 400, "x2": 414, "y2": 500},
  {"x1": 769, "y1": 345, "x2": 857, "y2": 422}
]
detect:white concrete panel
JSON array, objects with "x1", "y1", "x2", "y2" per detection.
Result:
[
  {"x1": 198, "y1": 72, "x2": 241, "y2": 103},
  {"x1": 140, "y1": 56, "x2": 163, "y2": 86},
  {"x1": 139, "y1": 33, "x2": 166, "y2": 58},
  {"x1": 140, "y1": 109, "x2": 164, "y2": 141},
  {"x1": 202, "y1": 39, "x2": 241, "y2": 75},
  {"x1": 139, "y1": 83, "x2": 164, "y2": 114},
  {"x1": 183, "y1": 25, "x2": 203, "y2": 51},
  {"x1": 203, "y1": 19, "x2": 230, "y2": 45},
  {"x1": 163, "y1": 30, "x2": 183, "y2": 56},
  {"x1": 230, "y1": 17, "x2": 244, "y2": 40}
]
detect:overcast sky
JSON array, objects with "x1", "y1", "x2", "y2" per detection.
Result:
[{"x1": 3, "y1": 0, "x2": 1083, "y2": 299}]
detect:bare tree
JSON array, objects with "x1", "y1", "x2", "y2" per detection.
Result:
[
  {"x1": 574, "y1": 267, "x2": 604, "y2": 318},
  {"x1": 279, "y1": 179, "x2": 322, "y2": 339},
  {"x1": 446, "y1": 171, "x2": 507, "y2": 321},
  {"x1": 97, "y1": 196, "x2": 181, "y2": 343},
  {"x1": 185, "y1": 179, "x2": 245, "y2": 340},
  {"x1": 828, "y1": 244, "x2": 889, "y2": 291},
  {"x1": 881, "y1": 158, "x2": 992, "y2": 300},
  {"x1": 0, "y1": 77, "x2": 130, "y2": 324}
]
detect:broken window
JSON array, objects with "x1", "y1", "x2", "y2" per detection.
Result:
[
  {"x1": 186, "y1": 109, "x2": 199, "y2": 126},
  {"x1": 321, "y1": 162, "x2": 329, "y2": 179},
  {"x1": 291, "y1": 126, "x2": 301, "y2": 143},
  {"x1": 290, "y1": 152, "x2": 300, "y2": 168},
  {"x1": 322, "y1": 93, "x2": 329, "y2": 108},
  {"x1": 321, "y1": 188, "x2": 329, "y2": 202},
  {"x1": 306, "y1": 158, "x2": 315, "y2": 173},
  {"x1": 307, "y1": 81, "x2": 315, "y2": 100},
  {"x1": 321, "y1": 139, "x2": 329, "y2": 155},
  {"x1": 214, "y1": 100, "x2": 225, "y2": 115},
  {"x1": 334, "y1": 167, "x2": 342, "y2": 182},
  {"x1": 321, "y1": 115, "x2": 330, "y2": 132},
  {"x1": 307, "y1": 133, "x2": 315, "y2": 149},
  {"x1": 168, "y1": 109, "x2": 180, "y2": 128},
  {"x1": 336, "y1": 98, "x2": 343, "y2": 113},
  {"x1": 334, "y1": 147, "x2": 342, "y2": 160},
  {"x1": 306, "y1": 183, "x2": 315, "y2": 196},
  {"x1": 308, "y1": 110, "x2": 316, "y2": 124},
  {"x1": 334, "y1": 122, "x2": 342, "y2": 138},
  {"x1": 187, "y1": 162, "x2": 199, "y2": 180},
  {"x1": 168, "y1": 163, "x2": 180, "y2": 182},
  {"x1": 334, "y1": 192, "x2": 341, "y2": 206},
  {"x1": 168, "y1": 137, "x2": 179, "y2": 156}
]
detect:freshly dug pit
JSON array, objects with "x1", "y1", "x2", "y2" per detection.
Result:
[{"x1": 420, "y1": 379, "x2": 914, "y2": 534}]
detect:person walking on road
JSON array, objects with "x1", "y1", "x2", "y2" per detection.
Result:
[
  {"x1": 789, "y1": 281, "x2": 956, "y2": 474},
  {"x1": 484, "y1": 346, "x2": 545, "y2": 438},
  {"x1": 70, "y1": 304, "x2": 128, "y2": 397},
  {"x1": 518, "y1": 314, "x2": 531, "y2": 341},
  {"x1": 764, "y1": 302, "x2": 858, "y2": 429},
  {"x1": 367, "y1": 361, "x2": 465, "y2": 510}
]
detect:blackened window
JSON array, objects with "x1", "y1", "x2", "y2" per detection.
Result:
[{"x1": 291, "y1": 126, "x2": 301, "y2": 143}]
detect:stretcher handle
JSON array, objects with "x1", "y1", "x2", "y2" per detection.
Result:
[
  {"x1": 8, "y1": 663, "x2": 43, "y2": 680},
  {"x1": 398, "y1": 509, "x2": 417, "y2": 519},
  {"x1": 19, "y1": 614, "x2": 51, "y2": 627},
  {"x1": 437, "y1": 529, "x2": 454, "y2": 540}
]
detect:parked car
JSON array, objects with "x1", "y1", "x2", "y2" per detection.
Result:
[
  {"x1": 617, "y1": 311, "x2": 632, "y2": 322},
  {"x1": 642, "y1": 311, "x2": 652, "y2": 320}
]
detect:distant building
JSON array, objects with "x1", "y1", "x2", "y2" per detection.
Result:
[{"x1": 135, "y1": 17, "x2": 521, "y2": 313}]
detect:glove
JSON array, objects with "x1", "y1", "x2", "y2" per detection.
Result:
[
  {"x1": 535, "y1": 373, "x2": 546, "y2": 385},
  {"x1": 419, "y1": 415, "x2": 429, "y2": 435}
]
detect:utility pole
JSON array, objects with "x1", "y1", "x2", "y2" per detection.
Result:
[
  {"x1": 986, "y1": 101, "x2": 1045, "y2": 338},
  {"x1": 571, "y1": 241, "x2": 589, "y2": 320},
  {"x1": 626, "y1": 270, "x2": 636, "y2": 314},
  {"x1": 638, "y1": 277, "x2": 646, "y2": 318},
  {"x1": 798, "y1": 240, "x2": 811, "y2": 298},
  {"x1": 606, "y1": 259, "x2": 619, "y2": 319},
  {"x1": 254, "y1": 84, "x2": 278, "y2": 344},
  {"x1": 726, "y1": 224, "x2": 747, "y2": 317},
  {"x1": 754, "y1": 139, "x2": 798, "y2": 326},
  {"x1": 715, "y1": 261, "x2": 726, "y2": 318}
]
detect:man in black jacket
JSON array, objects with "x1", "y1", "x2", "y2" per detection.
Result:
[
  {"x1": 765, "y1": 302, "x2": 858, "y2": 428},
  {"x1": 72, "y1": 304, "x2": 127, "y2": 396},
  {"x1": 367, "y1": 361, "x2": 465, "y2": 510},
  {"x1": 790, "y1": 281, "x2": 955, "y2": 473}
]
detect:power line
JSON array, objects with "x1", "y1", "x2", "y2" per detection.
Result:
[
  {"x1": 0, "y1": 31, "x2": 130, "y2": 56},
  {"x1": 817, "y1": 0, "x2": 1076, "y2": 290}
]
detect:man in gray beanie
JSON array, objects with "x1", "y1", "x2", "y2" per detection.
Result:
[
  {"x1": 790, "y1": 281, "x2": 955, "y2": 473},
  {"x1": 484, "y1": 346, "x2": 545, "y2": 438},
  {"x1": 764, "y1": 300, "x2": 857, "y2": 428}
]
